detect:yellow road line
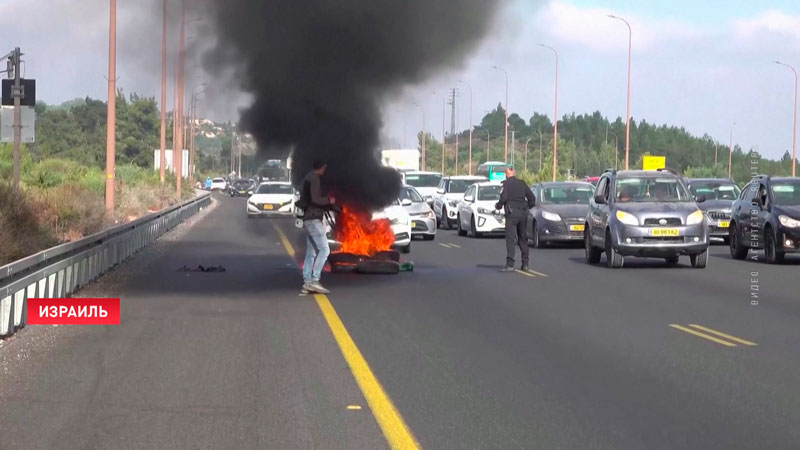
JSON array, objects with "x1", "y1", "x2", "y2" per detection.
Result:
[
  {"x1": 528, "y1": 270, "x2": 548, "y2": 277},
  {"x1": 274, "y1": 223, "x2": 421, "y2": 450},
  {"x1": 315, "y1": 293, "x2": 421, "y2": 450},
  {"x1": 669, "y1": 324, "x2": 737, "y2": 347},
  {"x1": 515, "y1": 269, "x2": 537, "y2": 277},
  {"x1": 273, "y1": 224, "x2": 295, "y2": 257},
  {"x1": 688, "y1": 324, "x2": 757, "y2": 346}
]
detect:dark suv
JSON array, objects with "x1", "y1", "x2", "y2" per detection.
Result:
[
  {"x1": 584, "y1": 169, "x2": 709, "y2": 268},
  {"x1": 729, "y1": 175, "x2": 800, "y2": 264}
]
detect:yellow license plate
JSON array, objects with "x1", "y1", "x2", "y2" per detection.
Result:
[
  {"x1": 569, "y1": 224, "x2": 585, "y2": 232},
  {"x1": 717, "y1": 221, "x2": 729, "y2": 228},
  {"x1": 411, "y1": 221, "x2": 416, "y2": 228},
  {"x1": 649, "y1": 228, "x2": 679, "y2": 236},
  {"x1": 263, "y1": 204, "x2": 273, "y2": 210}
]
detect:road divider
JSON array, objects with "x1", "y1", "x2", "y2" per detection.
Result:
[{"x1": 669, "y1": 324, "x2": 757, "y2": 347}]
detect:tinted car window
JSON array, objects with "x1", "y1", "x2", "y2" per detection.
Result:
[
  {"x1": 689, "y1": 181, "x2": 741, "y2": 200},
  {"x1": 478, "y1": 185, "x2": 502, "y2": 201},
  {"x1": 405, "y1": 174, "x2": 442, "y2": 188},
  {"x1": 615, "y1": 177, "x2": 690, "y2": 202},
  {"x1": 400, "y1": 187, "x2": 424, "y2": 203},
  {"x1": 449, "y1": 179, "x2": 480, "y2": 193},
  {"x1": 771, "y1": 181, "x2": 800, "y2": 206},
  {"x1": 541, "y1": 186, "x2": 593, "y2": 204},
  {"x1": 257, "y1": 184, "x2": 293, "y2": 194}
]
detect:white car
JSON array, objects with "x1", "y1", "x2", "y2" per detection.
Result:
[
  {"x1": 456, "y1": 182, "x2": 506, "y2": 237},
  {"x1": 402, "y1": 171, "x2": 442, "y2": 205},
  {"x1": 432, "y1": 175, "x2": 486, "y2": 229},
  {"x1": 246, "y1": 182, "x2": 295, "y2": 217},
  {"x1": 210, "y1": 177, "x2": 227, "y2": 191},
  {"x1": 326, "y1": 199, "x2": 412, "y2": 253}
]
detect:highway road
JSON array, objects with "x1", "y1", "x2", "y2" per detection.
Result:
[{"x1": 1, "y1": 192, "x2": 799, "y2": 449}]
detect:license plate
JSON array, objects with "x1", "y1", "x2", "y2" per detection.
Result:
[
  {"x1": 263, "y1": 204, "x2": 273, "y2": 210},
  {"x1": 649, "y1": 228, "x2": 679, "y2": 236},
  {"x1": 411, "y1": 221, "x2": 416, "y2": 228},
  {"x1": 569, "y1": 224, "x2": 585, "y2": 232},
  {"x1": 717, "y1": 221, "x2": 729, "y2": 228}
]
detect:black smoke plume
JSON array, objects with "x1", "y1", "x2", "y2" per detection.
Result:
[{"x1": 204, "y1": 0, "x2": 505, "y2": 209}]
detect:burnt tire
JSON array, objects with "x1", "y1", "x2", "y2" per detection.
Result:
[
  {"x1": 355, "y1": 260, "x2": 400, "y2": 274},
  {"x1": 328, "y1": 253, "x2": 367, "y2": 265},
  {"x1": 373, "y1": 250, "x2": 400, "y2": 262}
]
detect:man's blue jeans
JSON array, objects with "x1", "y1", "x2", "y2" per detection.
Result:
[{"x1": 303, "y1": 219, "x2": 330, "y2": 283}]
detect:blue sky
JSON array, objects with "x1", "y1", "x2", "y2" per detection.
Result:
[{"x1": 1, "y1": 1, "x2": 799, "y2": 161}]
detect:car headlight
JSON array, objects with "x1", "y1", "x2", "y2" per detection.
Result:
[
  {"x1": 448, "y1": 199, "x2": 459, "y2": 207},
  {"x1": 779, "y1": 215, "x2": 800, "y2": 228},
  {"x1": 686, "y1": 209, "x2": 704, "y2": 225},
  {"x1": 542, "y1": 211, "x2": 562, "y2": 222},
  {"x1": 423, "y1": 210, "x2": 435, "y2": 219},
  {"x1": 477, "y1": 207, "x2": 495, "y2": 215},
  {"x1": 616, "y1": 210, "x2": 639, "y2": 226}
]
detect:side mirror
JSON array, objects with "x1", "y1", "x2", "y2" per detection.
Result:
[
  {"x1": 247, "y1": 190, "x2": 253, "y2": 195},
  {"x1": 594, "y1": 193, "x2": 606, "y2": 205},
  {"x1": 401, "y1": 198, "x2": 413, "y2": 206},
  {"x1": 464, "y1": 196, "x2": 474, "y2": 203},
  {"x1": 695, "y1": 194, "x2": 706, "y2": 203},
  {"x1": 436, "y1": 188, "x2": 445, "y2": 194}
]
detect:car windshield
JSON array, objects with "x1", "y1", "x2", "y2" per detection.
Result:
[
  {"x1": 689, "y1": 181, "x2": 740, "y2": 200},
  {"x1": 615, "y1": 178, "x2": 690, "y2": 202},
  {"x1": 233, "y1": 180, "x2": 251, "y2": 188},
  {"x1": 541, "y1": 185, "x2": 594, "y2": 204},
  {"x1": 212, "y1": 178, "x2": 224, "y2": 182},
  {"x1": 405, "y1": 174, "x2": 441, "y2": 188},
  {"x1": 256, "y1": 184, "x2": 293, "y2": 194},
  {"x1": 449, "y1": 179, "x2": 481, "y2": 193},
  {"x1": 771, "y1": 181, "x2": 800, "y2": 206},
  {"x1": 400, "y1": 187, "x2": 424, "y2": 203},
  {"x1": 477, "y1": 185, "x2": 501, "y2": 201}
]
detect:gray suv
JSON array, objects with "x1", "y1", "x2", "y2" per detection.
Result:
[{"x1": 584, "y1": 169, "x2": 710, "y2": 268}]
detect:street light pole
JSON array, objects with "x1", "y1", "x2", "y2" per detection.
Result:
[
  {"x1": 105, "y1": 0, "x2": 117, "y2": 214},
  {"x1": 484, "y1": 129, "x2": 490, "y2": 163},
  {"x1": 175, "y1": 0, "x2": 185, "y2": 197},
  {"x1": 776, "y1": 60, "x2": 798, "y2": 177},
  {"x1": 414, "y1": 102, "x2": 426, "y2": 170},
  {"x1": 524, "y1": 138, "x2": 531, "y2": 173},
  {"x1": 609, "y1": 132, "x2": 619, "y2": 170},
  {"x1": 492, "y1": 65, "x2": 509, "y2": 162},
  {"x1": 159, "y1": 0, "x2": 167, "y2": 184},
  {"x1": 459, "y1": 80, "x2": 474, "y2": 174},
  {"x1": 729, "y1": 122, "x2": 736, "y2": 178},
  {"x1": 434, "y1": 92, "x2": 446, "y2": 174},
  {"x1": 608, "y1": 14, "x2": 632, "y2": 170},
  {"x1": 538, "y1": 44, "x2": 559, "y2": 181}
]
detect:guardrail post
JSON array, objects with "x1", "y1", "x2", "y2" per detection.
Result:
[{"x1": 0, "y1": 294, "x2": 12, "y2": 336}]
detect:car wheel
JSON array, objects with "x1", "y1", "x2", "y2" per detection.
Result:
[
  {"x1": 605, "y1": 229, "x2": 624, "y2": 268},
  {"x1": 729, "y1": 223, "x2": 748, "y2": 260},
  {"x1": 471, "y1": 216, "x2": 482, "y2": 238},
  {"x1": 422, "y1": 234, "x2": 435, "y2": 241},
  {"x1": 457, "y1": 213, "x2": 467, "y2": 236},
  {"x1": 764, "y1": 227, "x2": 785, "y2": 264},
  {"x1": 664, "y1": 255, "x2": 680, "y2": 265},
  {"x1": 400, "y1": 243, "x2": 411, "y2": 254},
  {"x1": 532, "y1": 221, "x2": 542, "y2": 248},
  {"x1": 690, "y1": 249, "x2": 708, "y2": 268},
  {"x1": 585, "y1": 228, "x2": 601, "y2": 264},
  {"x1": 441, "y1": 207, "x2": 450, "y2": 229}
]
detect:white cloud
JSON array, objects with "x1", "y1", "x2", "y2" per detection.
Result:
[{"x1": 733, "y1": 10, "x2": 800, "y2": 42}]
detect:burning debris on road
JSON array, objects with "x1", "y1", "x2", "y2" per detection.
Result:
[{"x1": 327, "y1": 205, "x2": 412, "y2": 274}]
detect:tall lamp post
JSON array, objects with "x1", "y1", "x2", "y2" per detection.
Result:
[
  {"x1": 492, "y1": 65, "x2": 509, "y2": 162},
  {"x1": 729, "y1": 122, "x2": 736, "y2": 178},
  {"x1": 459, "y1": 80, "x2": 474, "y2": 174},
  {"x1": 776, "y1": 60, "x2": 798, "y2": 177},
  {"x1": 434, "y1": 92, "x2": 446, "y2": 174},
  {"x1": 538, "y1": 43, "x2": 559, "y2": 181},
  {"x1": 414, "y1": 101, "x2": 426, "y2": 170},
  {"x1": 159, "y1": 0, "x2": 168, "y2": 184},
  {"x1": 483, "y1": 128, "x2": 490, "y2": 163},
  {"x1": 608, "y1": 14, "x2": 632, "y2": 170},
  {"x1": 105, "y1": 0, "x2": 117, "y2": 214},
  {"x1": 524, "y1": 138, "x2": 532, "y2": 173},
  {"x1": 609, "y1": 131, "x2": 619, "y2": 170}
]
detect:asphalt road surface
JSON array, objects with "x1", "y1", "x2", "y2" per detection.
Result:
[{"x1": 1, "y1": 192, "x2": 799, "y2": 449}]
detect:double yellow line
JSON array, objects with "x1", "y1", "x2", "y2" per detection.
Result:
[
  {"x1": 669, "y1": 324, "x2": 757, "y2": 347},
  {"x1": 273, "y1": 224, "x2": 421, "y2": 450}
]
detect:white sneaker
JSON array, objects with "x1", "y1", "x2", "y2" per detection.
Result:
[
  {"x1": 309, "y1": 281, "x2": 330, "y2": 294},
  {"x1": 301, "y1": 282, "x2": 313, "y2": 294}
]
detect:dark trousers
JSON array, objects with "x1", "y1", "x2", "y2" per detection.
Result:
[{"x1": 504, "y1": 214, "x2": 529, "y2": 267}]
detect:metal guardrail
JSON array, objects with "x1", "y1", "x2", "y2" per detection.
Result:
[{"x1": 0, "y1": 192, "x2": 211, "y2": 338}]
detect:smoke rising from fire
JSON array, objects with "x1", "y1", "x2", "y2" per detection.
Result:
[{"x1": 202, "y1": 0, "x2": 507, "y2": 209}]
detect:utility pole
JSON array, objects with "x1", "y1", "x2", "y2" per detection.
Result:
[
  {"x1": 238, "y1": 133, "x2": 242, "y2": 175},
  {"x1": 105, "y1": 0, "x2": 116, "y2": 214},
  {"x1": 539, "y1": 129, "x2": 543, "y2": 173},
  {"x1": 524, "y1": 138, "x2": 531, "y2": 173},
  {"x1": 459, "y1": 81, "x2": 473, "y2": 174},
  {"x1": 8, "y1": 48, "x2": 22, "y2": 192},
  {"x1": 159, "y1": 0, "x2": 167, "y2": 183},
  {"x1": 510, "y1": 130, "x2": 516, "y2": 166},
  {"x1": 175, "y1": 0, "x2": 185, "y2": 197},
  {"x1": 728, "y1": 122, "x2": 735, "y2": 179}
]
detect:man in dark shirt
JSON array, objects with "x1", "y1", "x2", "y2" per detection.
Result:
[
  {"x1": 300, "y1": 160, "x2": 335, "y2": 294},
  {"x1": 495, "y1": 167, "x2": 536, "y2": 272}
]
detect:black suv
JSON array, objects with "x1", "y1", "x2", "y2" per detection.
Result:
[
  {"x1": 585, "y1": 169, "x2": 709, "y2": 268},
  {"x1": 729, "y1": 175, "x2": 800, "y2": 263}
]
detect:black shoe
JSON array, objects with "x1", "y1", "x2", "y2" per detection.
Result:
[
  {"x1": 520, "y1": 265, "x2": 530, "y2": 272},
  {"x1": 498, "y1": 266, "x2": 515, "y2": 272}
]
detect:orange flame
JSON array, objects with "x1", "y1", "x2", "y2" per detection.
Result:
[{"x1": 335, "y1": 205, "x2": 395, "y2": 256}]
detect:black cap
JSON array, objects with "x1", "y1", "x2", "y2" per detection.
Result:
[{"x1": 312, "y1": 159, "x2": 327, "y2": 169}]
